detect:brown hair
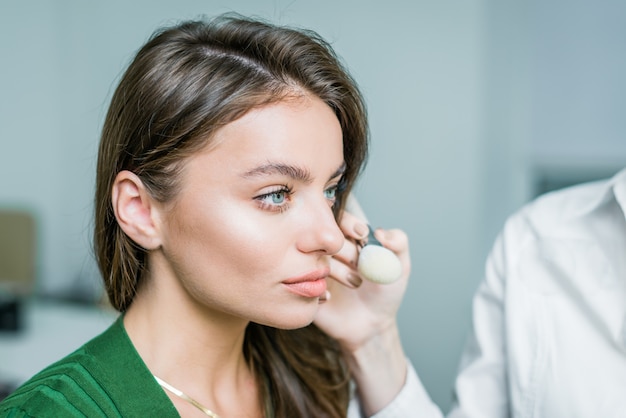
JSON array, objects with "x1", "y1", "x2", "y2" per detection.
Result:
[{"x1": 94, "y1": 14, "x2": 368, "y2": 417}]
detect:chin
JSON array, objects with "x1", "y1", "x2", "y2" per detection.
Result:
[
  {"x1": 254, "y1": 302, "x2": 319, "y2": 330},
  {"x1": 277, "y1": 319, "x2": 315, "y2": 330}
]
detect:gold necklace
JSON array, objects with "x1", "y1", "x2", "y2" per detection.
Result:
[{"x1": 154, "y1": 375, "x2": 221, "y2": 418}]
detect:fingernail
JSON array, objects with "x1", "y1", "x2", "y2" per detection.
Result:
[
  {"x1": 347, "y1": 273, "x2": 363, "y2": 288},
  {"x1": 354, "y1": 222, "x2": 368, "y2": 239}
]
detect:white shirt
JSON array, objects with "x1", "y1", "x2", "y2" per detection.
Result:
[
  {"x1": 414, "y1": 168, "x2": 626, "y2": 417},
  {"x1": 348, "y1": 360, "x2": 440, "y2": 417}
]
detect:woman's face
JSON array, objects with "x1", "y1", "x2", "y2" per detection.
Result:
[{"x1": 153, "y1": 94, "x2": 346, "y2": 329}]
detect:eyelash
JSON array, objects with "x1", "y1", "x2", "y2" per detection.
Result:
[
  {"x1": 254, "y1": 183, "x2": 341, "y2": 213},
  {"x1": 324, "y1": 185, "x2": 339, "y2": 204},
  {"x1": 255, "y1": 185, "x2": 293, "y2": 213}
]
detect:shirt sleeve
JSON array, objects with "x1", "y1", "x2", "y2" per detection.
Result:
[
  {"x1": 446, "y1": 211, "x2": 530, "y2": 418},
  {"x1": 347, "y1": 359, "x2": 444, "y2": 418}
]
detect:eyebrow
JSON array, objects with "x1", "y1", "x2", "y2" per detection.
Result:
[{"x1": 242, "y1": 161, "x2": 346, "y2": 183}]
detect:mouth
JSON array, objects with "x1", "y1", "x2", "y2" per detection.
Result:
[{"x1": 282, "y1": 268, "x2": 330, "y2": 298}]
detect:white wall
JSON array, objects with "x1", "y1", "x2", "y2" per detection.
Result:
[
  {"x1": 1, "y1": 1, "x2": 490, "y2": 409},
  {"x1": 529, "y1": 0, "x2": 626, "y2": 190},
  {"x1": 3, "y1": 0, "x2": 624, "y2": 412}
]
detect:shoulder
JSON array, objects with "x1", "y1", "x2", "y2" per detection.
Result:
[
  {"x1": 0, "y1": 316, "x2": 179, "y2": 418},
  {"x1": 0, "y1": 322, "x2": 124, "y2": 417},
  {"x1": 489, "y1": 174, "x2": 626, "y2": 293},
  {"x1": 488, "y1": 175, "x2": 621, "y2": 273},
  {"x1": 522, "y1": 179, "x2": 610, "y2": 230},
  {"x1": 0, "y1": 348, "x2": 106, "y2": 416},
  {"x1": 503, "y1": 177, "x2": 614, "y2": 244}
]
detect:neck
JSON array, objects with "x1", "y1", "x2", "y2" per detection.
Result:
[{"x1": 123, "y1": 269, "x2": 260, "y2": 416}]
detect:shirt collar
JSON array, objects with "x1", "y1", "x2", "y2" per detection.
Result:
[
  {"x1": 572, "y1": 168, "x2": 626, "y2": 217},
  {"x1": 610, "y1": 168, "x2": 626, "y2": 219}
]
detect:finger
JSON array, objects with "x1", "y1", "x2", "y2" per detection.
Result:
[
  {"x1": 318, "y1": 289, "x2": 331, "y2": 304},
  {"x1": 373, "y1": 228, "x2": 409, "y2": 255},
  {"x1": 333, "y1": 236, "x2": 360, "y2": 267},
  {"x1": 339, "y1": 210, "x2": 369, "y2": 242},
  {"x1": 329, "y1": 257, "x2": 363, "y2": 289}
]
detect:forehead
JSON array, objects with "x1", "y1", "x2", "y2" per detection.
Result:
[{"x1": 193, "y1": 95, "x2": 344, "y2": 172}]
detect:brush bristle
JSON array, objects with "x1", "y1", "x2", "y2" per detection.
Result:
[{"x1": 357, "y1": 244, "x2": 402, "y2": 284}]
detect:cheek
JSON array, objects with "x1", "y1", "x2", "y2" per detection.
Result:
[{"x1": 165, "y1": 202, "x2": 289, "y2": 280}]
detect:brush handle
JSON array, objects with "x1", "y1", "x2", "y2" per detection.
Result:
[
  {"x1": 346, "y1": 194, "x2": 381, "y2": 247},
  {"x1": 345, "y1": 193, "x2": 381, "y2": 246},
  {"x1": 345, "y1": 193, "x2": 402, "y2": 284},
  {"x1": 365, "y1": 225, "x2": 383, "y2": 247}
]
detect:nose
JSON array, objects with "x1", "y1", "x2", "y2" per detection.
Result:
[{"x1": 296, "y1": 199, "x2": 344, "y2": 256}]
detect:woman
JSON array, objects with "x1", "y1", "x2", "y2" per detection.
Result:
[{"x1": 0, "y1": 14, "x2": 429, "y2": 417}]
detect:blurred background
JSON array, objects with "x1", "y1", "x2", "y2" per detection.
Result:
[{"x1": 1, "y1": 0, "x2": 625, "y2": 410}]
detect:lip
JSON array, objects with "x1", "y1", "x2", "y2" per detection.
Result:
[{"x1": 282, "y1": 267, "x2": 330, "y2": 298}]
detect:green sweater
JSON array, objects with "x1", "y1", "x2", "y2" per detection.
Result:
[{"x1": 0, "y1": 316, "x2": 179, "y2": 417}]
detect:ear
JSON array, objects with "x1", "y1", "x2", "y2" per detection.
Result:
[{"x1": 111, "y1": 170, "x2": 163, "y2": 250}]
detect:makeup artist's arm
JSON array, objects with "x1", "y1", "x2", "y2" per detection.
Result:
[{"x1": 315, "y1": 212, "x2": 442, "y2": 417}]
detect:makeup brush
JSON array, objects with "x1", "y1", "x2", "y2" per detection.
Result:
[{"x1": 345, "y1": 194, "x2": 403, "y2": 284}]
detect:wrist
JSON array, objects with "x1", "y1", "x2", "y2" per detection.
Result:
[{"x1": 343, "y1": 323, "x2": 407, "y2": 416}]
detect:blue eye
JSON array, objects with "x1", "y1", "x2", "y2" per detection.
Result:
[
  {"x1": 324, "y1": 186, "x2": 337, "y2": 200},
  {"x1": 255, "y1": 186, "x2": 292, "y2": 213},
  {"x1": 268, "y1": 191, "x2": 286, "y2": 204}
]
